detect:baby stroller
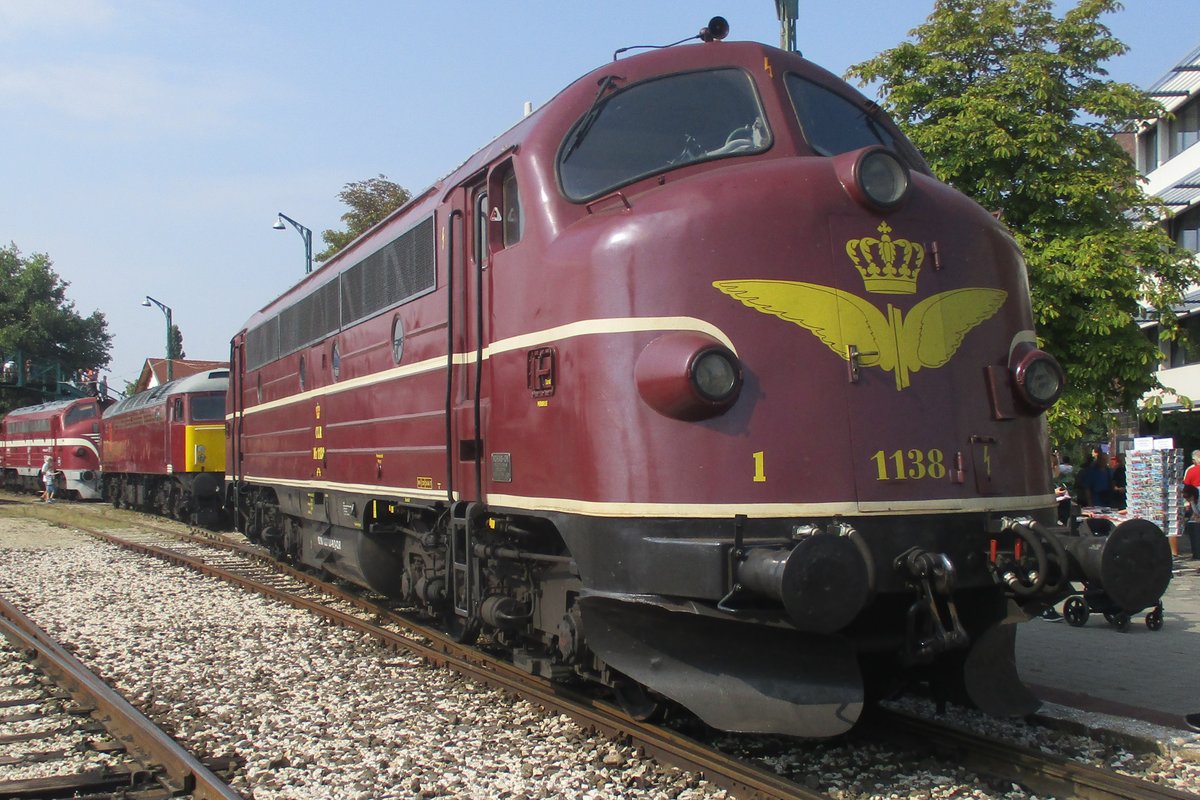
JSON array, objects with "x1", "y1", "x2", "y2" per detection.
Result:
[
  {"x1": 1058, "y1": 516, "x2": 1168, "y2": 632},
  {"x1": 1062, "y1": 590, "x2": 1164, "y2": 631}
]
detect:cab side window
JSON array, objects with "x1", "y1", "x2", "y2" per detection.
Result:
[
  {"x1": 475, "y1": 190, "x2": 489, "y2": 267},
  {"x1": 502, "y1": 168, "x2": 522, "y2": 246}
]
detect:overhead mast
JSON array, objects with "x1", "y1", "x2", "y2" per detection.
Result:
[{"x1": 775, "y1": 0, "x2": 797, "y2": 52}]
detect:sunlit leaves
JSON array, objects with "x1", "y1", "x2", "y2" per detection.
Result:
[
  {"x1": 849, "y1": 0, "x2": 1199, "y2": 443},
  {"x1": 0, "y1": 243, "x2": 112, "y2": 412},
  {"x1": 317, "y1": 175, "x2": 412, "y2": 262}
]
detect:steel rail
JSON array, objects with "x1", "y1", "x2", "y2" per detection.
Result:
[
  {"x1": 873, "y1": 707, "x2": 1198, "y2": 800},
  {"x1": 74, "y1": 522, "x2": 824, "y2": 800},
  {"x1": 0, "y1": 596, "x2": 243, "y2": 800}
]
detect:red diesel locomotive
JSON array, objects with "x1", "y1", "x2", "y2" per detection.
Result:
[
  {"x1": 102, "y1": 370, "x2": 228, "y2": 526},
  {"x1": 1, "y1": 396, "x2": 107, "y2": 499},
  {"x1": 227, "y1": 20, "x2": 1169, "y2": 736}
]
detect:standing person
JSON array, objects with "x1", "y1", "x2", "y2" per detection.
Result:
[
  {"x1": 1057, "y1": 454, "x2": 1074, "y2": 482},
  {"x1": 1185, "y1": 450, "x2": 1200, "y2": 490},
  {"x1": 1080, "y1": 447, "x2": 1112, "y2": 508},
  {"x1": 1108, "y1": 455, "x2": 1126, "y2": 509},
  {"x1": 40, "y1": 456, "x2": 57, "y2": 503},
  {"x1": 1074, "y1": 452, "x2": 1093, "y2": 506},
  {"x1": 1184, "y1": 484, "x2": 1200, "y2": 560}
]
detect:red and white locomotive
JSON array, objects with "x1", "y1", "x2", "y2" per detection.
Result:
[
  {"x1": 226, "y1": 20, "x2": 1169, "y2": 736},
  {"x1": 0, "y1": 396, "x2": 106, "y2": 499},
  {"x1": 101, "y1": 369, "x2": 228, "y2": 526}
]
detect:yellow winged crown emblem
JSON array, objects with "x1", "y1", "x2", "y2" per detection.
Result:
[{"x1": 713, "y1": 224, "x2": 1007, "y2": 390}]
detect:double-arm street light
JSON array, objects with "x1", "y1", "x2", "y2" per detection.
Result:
[
  {"x1": 141, "y1": 295, "x2": 175, "y2": 381},
  {"x1": 273, "y1": 212, "x2": 313, "y2": 274}
]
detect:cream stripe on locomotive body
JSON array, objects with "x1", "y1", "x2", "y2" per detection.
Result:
[
  {"x1": 228, "y1": 315, "x2": 735, "y2": 420},
  {"x1": 226, "y1": 28, "x2": 1169, "y2": 742},
  {"x1": 4, "y1": 437, "x2": 99, "y2": 459}
]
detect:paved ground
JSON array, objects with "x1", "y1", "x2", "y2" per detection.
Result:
[{"x1": 1017, "y1": 554, "x2": 1200, "y2": 733}]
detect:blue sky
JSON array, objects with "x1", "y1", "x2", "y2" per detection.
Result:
[{"x1": 1, "y1": 0, "x2": 1196, "y2": 391}]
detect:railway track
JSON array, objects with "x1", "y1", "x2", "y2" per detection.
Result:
[
  {"x1": 0, "y1": 593, "x2": 241, "y2": 799},
  {"x1": 3, "y1": 497, "x2": 1195, "y2": 800}
]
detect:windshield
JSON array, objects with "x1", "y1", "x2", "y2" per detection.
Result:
[
  {"x1": 558, "y1": 68, "x2": 770, "y2": 201},
  {"x1": 785, "y1": 73, "x2": 928, "y2": 172},
  {"x1": 190, "y1": 393, "x2": 225, "y2": 422}
]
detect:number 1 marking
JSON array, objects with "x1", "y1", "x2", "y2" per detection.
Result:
[{"x1": 752, "y1": 451, "x2": 767, "y2": 483}]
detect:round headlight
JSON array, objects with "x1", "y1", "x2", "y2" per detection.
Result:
[
  {"x1": 1013, "y1": 348, "x2": 1064, "y2": 410},
  {"x1": 691, "y1": 349, "x2": 739, "y2": 401},
  {"x1": 858, "y1": 149, "x2": 909, "y2": 208}
]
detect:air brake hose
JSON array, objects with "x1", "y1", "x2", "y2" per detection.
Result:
[
  {"x1": 1000, "y1": 519, "x2": 1047, "y2": 597},
  {"x1": 1025, "y1": 519, "x2": 1071, "y2": 595}
]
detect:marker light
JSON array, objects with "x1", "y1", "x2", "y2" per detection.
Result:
[
  {"x1": 835, "y1": 146, "x2": 911, "y2": 211},
  {"x1": 636, "y1": 332, "x2": 743, "y2": 420},
  {"x1": 1011, "y1": 345, "x2": 1064, "y2": 411}
]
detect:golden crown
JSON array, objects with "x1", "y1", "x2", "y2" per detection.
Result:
[{"x1": 845, "y1": 222, "x2": 924, "y2": 295}]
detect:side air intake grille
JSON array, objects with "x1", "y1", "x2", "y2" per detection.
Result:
[
  {"x1": 244, "y1": 317, "x2": 280, "y2": 372},
  {"x1": 245, "y1": 214, "x2": 436, "y2": 370},
  {"x1": 341, "y1": 216, "x2": 436, "y2": 326}
]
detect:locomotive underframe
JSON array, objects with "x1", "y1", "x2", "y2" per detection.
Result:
[
  {"x1": 230, "y1": 478, "x2": 1064, "y2": 734},
  {"x1": 1, "y1": 466, "x2": 101, "y2": 500},
  {"x1": 104, "y1": 471, "x2": 224, "y2": 527}
]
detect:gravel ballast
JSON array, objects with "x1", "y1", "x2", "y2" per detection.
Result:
[
  {"x1": 3, "y1": 512, "x2": 1200, "y2": 799},
  {"x1": 0, "y1": 517, "x2": 726, "y2": 799}
]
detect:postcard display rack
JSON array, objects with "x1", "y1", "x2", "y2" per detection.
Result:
[{"x1": 1126, "y1": 449, "x2": 1184, "y2": 538}]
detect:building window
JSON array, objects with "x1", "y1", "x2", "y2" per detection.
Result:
[
  {"x1": 1170, "y1": 98, "x2": 1200, "y2": 158},
  {"x1": 1140, "y1": 125, "x2": 1159, "y2": 173},
  {"x1": 1176, "y1": 204, "x2": 1200, "y2": 254},
  {"x1": 1166, "y1": 314, "x2": 1200, "y2": 368}
]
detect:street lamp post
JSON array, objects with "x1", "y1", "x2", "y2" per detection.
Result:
[
  {"x1": 141, "y1": 295, "x2": 175, "y2": 381},
  {"x1": 273, "y1": 212, "x2": 313, "y2": 274}
]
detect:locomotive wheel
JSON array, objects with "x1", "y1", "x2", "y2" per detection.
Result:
[
  {"x1": 1146, "y1": 605, "x2": 1164, "y2": 631},
  {"x1": 442, "y1": 611, "x2": 480, "y2": 646},
  {"x1": 1063, "y1": 596, "x2": 1088, "y2": 627},
  {"x1": 613, "y1": 679, "x2": 666, "y2": 723}
]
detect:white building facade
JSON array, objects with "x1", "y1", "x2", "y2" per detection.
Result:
[{"x1": 1137, "y1": 45, "x2": 1200, "y2": 405}]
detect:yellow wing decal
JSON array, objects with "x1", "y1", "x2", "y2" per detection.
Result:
[
  {"x1": 713, "y1": 280, "x2": 894, "y2": 369},
  {"x1": 714, "y1": 280, "x2": 1007, "y2": 391},
  {"x1": 901, "y1": 288, "x2": 1008, "y2": 370}
]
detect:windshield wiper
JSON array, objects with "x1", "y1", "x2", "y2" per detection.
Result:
[{"x1": 562, "y1": 74, "x2": 622, "y2": 162}]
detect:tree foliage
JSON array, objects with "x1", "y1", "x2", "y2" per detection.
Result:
[
  {"x1": 0, "y1": 242, "x2": 111, "y2": 370},
  {"x1": 848, "y1": 0, "x2": 1198, "y2": 444},
  {"x1": 169, "y1": 324, "x2": 186, "y2": 361},
  {"x1": 316, "y1": 175, "x2": 411, "y2": 262}
]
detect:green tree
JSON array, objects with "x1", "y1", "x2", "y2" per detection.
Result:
[
  {"x1": 169, "y1": 324, "x2": 186, "y2": 361},
  {"x1": 849, "y1": 0, "x2": 1198, "y2": 444},
  {"x1": 316, "y1": 174, "x2": 411, "y2": 262},
  {"x1": 0, "y1": 243, "x2": 112, "y2": 411}
]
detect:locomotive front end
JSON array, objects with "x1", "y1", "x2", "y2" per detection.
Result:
[{"x1": 522, "y1": 36, "x2": 1169, "y2": 735}]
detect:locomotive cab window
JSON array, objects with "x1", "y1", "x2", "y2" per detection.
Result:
[
  {"x1": 486, "y1": 162, "x2": 522, "y2": 250},
  {"x1": 558, "y1": 68, "x2": 770, "y2": 201},
  {"x1": 190, "y1": 394, "x2": 225, "y2": 422},
  {"x1": 474, "y1": 191, "x2": 489, "y2": 268},
  {"x1": 502, "y1": 168, "x2": 521, "y2": 246},
  {"x1": 64, "y1": 404, "x2": 96, "y2": 426},
  {"x1": 785, "y1": 74, "x2": 928, "y2": 172}
]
